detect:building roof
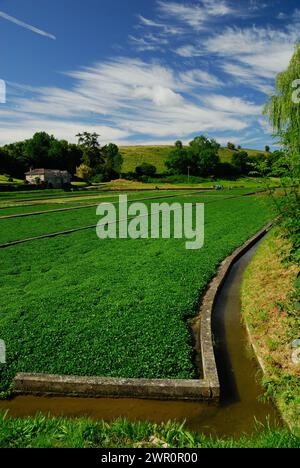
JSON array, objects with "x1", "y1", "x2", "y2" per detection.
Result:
[{"x1": 25, "y1": 169, "x2": 70, "y2": 176}]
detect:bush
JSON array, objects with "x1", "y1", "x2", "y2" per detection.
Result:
[
  {"x1": 135, "y1": 163, "x2": 157, "y2": 178},
  {"x1": 232, "y1": 151, "x2": 250, "y2": 175},
  {"x1": 215, "y1": 162, "x2": 238, "y2": 178},
  {"x1": 90, "y1": 173, "x2": 105, "y2": 184},
  {"x1": 227, "y1": 142, "x2": 236, "y2": 150}
]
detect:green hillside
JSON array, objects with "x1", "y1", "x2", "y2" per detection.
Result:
[
  {"x1": 0, "y1": 175, "x2": 23, "y2": 185},
  {"x1": 120, "y1": 145, "x2": 268, "y2": 174}
]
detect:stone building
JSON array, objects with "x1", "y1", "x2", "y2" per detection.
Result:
[{"x1": 25, "y1": 169, "x2": 71, "y2": 188}]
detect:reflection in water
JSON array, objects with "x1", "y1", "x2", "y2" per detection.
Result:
[{"x1": 0, "y1": 240, "x2": 282, "y2": 437}]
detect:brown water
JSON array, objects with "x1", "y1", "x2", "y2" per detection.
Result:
[{"x1": 0, "y1": 240, "x2": 282, "y2": 437}]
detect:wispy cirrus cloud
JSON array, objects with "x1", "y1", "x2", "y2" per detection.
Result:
[
  {"x1": 0, "y1": 10, "x2": 56, "y2": 40},
  {"x1": 0, "y1": 57, "x2": 260, "y2": 145},
  {"x1": 157, "y1": 0, "x2": 235, "y2": 30},
  {"x1": 205, "y1": 26, "x2": 296, "y2": 79},
  {"x1": 174, "y1": 22, "x2": 297, "y2": 95},
  {"x1": 137, "y1": 14, "x2": 183, "y2": 35},
  {"x1": 129, "y1": 33, "x2": 168, "y2": 52},
  {"x1": 202, "y1": 94, "x2": 262, "y2": 115}
]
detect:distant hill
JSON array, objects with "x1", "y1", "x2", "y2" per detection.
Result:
[{"x1": 120, "y1": 145, "x2": 268, "y2": 174}]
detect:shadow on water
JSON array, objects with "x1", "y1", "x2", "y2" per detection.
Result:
[{"x1": 0, "y1": 237, "x2": 282, "y2": 437}]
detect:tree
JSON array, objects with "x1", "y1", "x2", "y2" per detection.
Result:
[
  {"x1": 76, "y1": 132, "x2": 103, "y2": 168},
  {"x1": 265, "y1": 145, "x2": 270, "y2": 153},
  {"x1": 76, "y1": 163, "x2": 92, "y2": 181},
  {"x1": 66, "y1": 144, "x2": 83, "y2": 174},
  {"x1": 188, "y1": 136, "x2": 220, "y2": 176},
  {"x1": 231, "y1": 151, "x2": 250, "y2": 174},
  {"x1": 165, "y1": 140, "x2": 190, "y2": 175},
  {"x1": 227, "y1": 142, "x2": 236, "y2": 151},
  {"x1": 102, "y1": 143, "x2": 123, "y2": 180},
  {"x1": 76, "y1": 132, "x2": 100, "y2": 149},
  {"x1": 263, "y1": 43, "x2": 300, "y2": 263},
  {"x1": 48, "y1": 139, "x2": 69, "y2": 170},
  {"x1": 24, "y1": 132, "x2": 53, "y2": 168},
  {"x1": 135, "y1": 163, "x2": 157, "y2": 178},
  {"x1": 166, "y1": 136, "x2": 220, "y2": 176}
]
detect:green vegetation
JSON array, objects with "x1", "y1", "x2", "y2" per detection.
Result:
[
  {"x1": 0, "y1": 131, "x2": 123, "y2": 185},
  {"x1": 120, "y1": 145, "x2": 173, "y2": 173},
  {"x1": 0, "y1": 190, "x2": 266, "y2": 244},
  {"x1": 0, "y1": 130, "x2": 273, "y2": 191},
  {"x1": 0, "y1": 175, "x2": 23, "y2": 186},
  {"x1": 262, "y1": 44, "x2": 300, "y2": 265},
  {"x1": 0, "y1": 192, "x2": 273, "y2": 392},
  {"x1": 102, "y1": 177, "x2": 274, "y2": 191},
  {"x1": 165, "y1": 136, "x2": 220, "y2": 177},
  {"x1": 0, "y1": 413, "x2": 298, "y2": 448},
  {"x1": 0, "y1": 190, "x2": 186, "y2": 217},
  {"x1": 120, "y1": 144, "x2": 268, "y2": 175},
  {"x1": 239, "y1": 42, "x2": 300, "y2": 435},
  {"x1": 242, "y1": 233, "x2": 300, "y2": 430}
]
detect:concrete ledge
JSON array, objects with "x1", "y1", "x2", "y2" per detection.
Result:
[
  {"x1": 12, "y1": 223, "x2": 272, "y2": 401},
  {"x1": 13, "y1": 373, "x2": 212, "y2": 401},
  {"x1": 199, "y1": 222, "x2": 273, "y2": 398}
]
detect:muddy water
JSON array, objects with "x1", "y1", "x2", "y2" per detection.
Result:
[{"x1": 0, "y1": 240, "x2": 282, "y2": 437}]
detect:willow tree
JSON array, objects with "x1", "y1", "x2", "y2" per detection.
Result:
[{"x1": 263, "y1": 43, "x2": 300, "y2": 263}]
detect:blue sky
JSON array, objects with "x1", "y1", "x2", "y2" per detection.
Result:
[{"x1": 0, "y1": 0, "x2": 299, "y2": 149}]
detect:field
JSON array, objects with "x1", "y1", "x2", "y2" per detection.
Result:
[
  {"x1": 0, "y1": 189, "x2": 274, "y2": 392},
  {"x1": 120, "y1": 145, "x2": 268, "y2": 174}
]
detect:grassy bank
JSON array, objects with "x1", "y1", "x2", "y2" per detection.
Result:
[
  {"x1": 242, "y1": 232, "x2": 300, "y2": 430},
  {"x1": 0, "y1": 413, "x2": 298, "y2": 448}
]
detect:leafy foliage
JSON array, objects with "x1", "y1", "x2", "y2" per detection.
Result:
[
  {"x1": 135, "y1": 162, "x2": 157, "y2": 179},
  {"x1": 166, "y1": 136, "x2": 220, "y2": 177},
  {"x1": 0, "y1": 192, "x2": 273, "y2": 390},
  {"x1": 263, "y1": 44, "x2": 300, "y2": 264}
]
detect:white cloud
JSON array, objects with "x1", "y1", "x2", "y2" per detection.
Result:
[
  {"x1": 175, "y1": 45, "x2": 202, "y2": 57},
  {"x1": 203, "y1": 95, "x2": 262, "y2": 115},
  {"x1": 158, "y1": 0, "x2": 234, "y2": 30},
  {"x1": 180, "y1": 69, "x2": 222, "y2": 88},
  {"x1": 206, "y1": 26, "x2": 296, "y2": 79},
  {"x1": 129, "y1": 35, "x2": 163, "y2": 52},
  {"x1": 1, "y1": 58, "x2": 254, "y2": 144},
  {"x1": 0, "y1": 116, "x2": 128, "y2": 146},
  {"x1": 138, "y1": 15, "x2": 163, "y2": 28},
  {"x1": 221, "y1": 63, "x2": 274, "y2": 94},
  {"x1": 175, "y1": 24, "x2": 297, "y2": 94}
]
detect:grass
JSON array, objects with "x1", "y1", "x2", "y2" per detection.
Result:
[
  {"x1": 0, "y1": 175, "x2": 23, "y2": 185},
  {"x1": 0, "y1": 190, "x2": 265, "y2": 244},
  {"x1": 242, "y1": 232, "x2": 300, "y2": 430},
  {"x1": 0, "y1": 188, "x2": 75, "y2": 201},
  {"x1": 0, "y1": 192, "x2": 273, "y2": 392},
  {"x1": 0, "y1": 413, "x2": 298, "y2": 448},
  {"x1": 0, "y1": 191, "x2": 221, "y2": 241},
  {"x1": 120, "y1": 145, "x2": 268, "y2": 174},
  {"x1": 103, "y1": 177, "x2": 277, "y2": 191},
  {"x1": 0, "y1": 190, "x2": 189, "y2": 217}
]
